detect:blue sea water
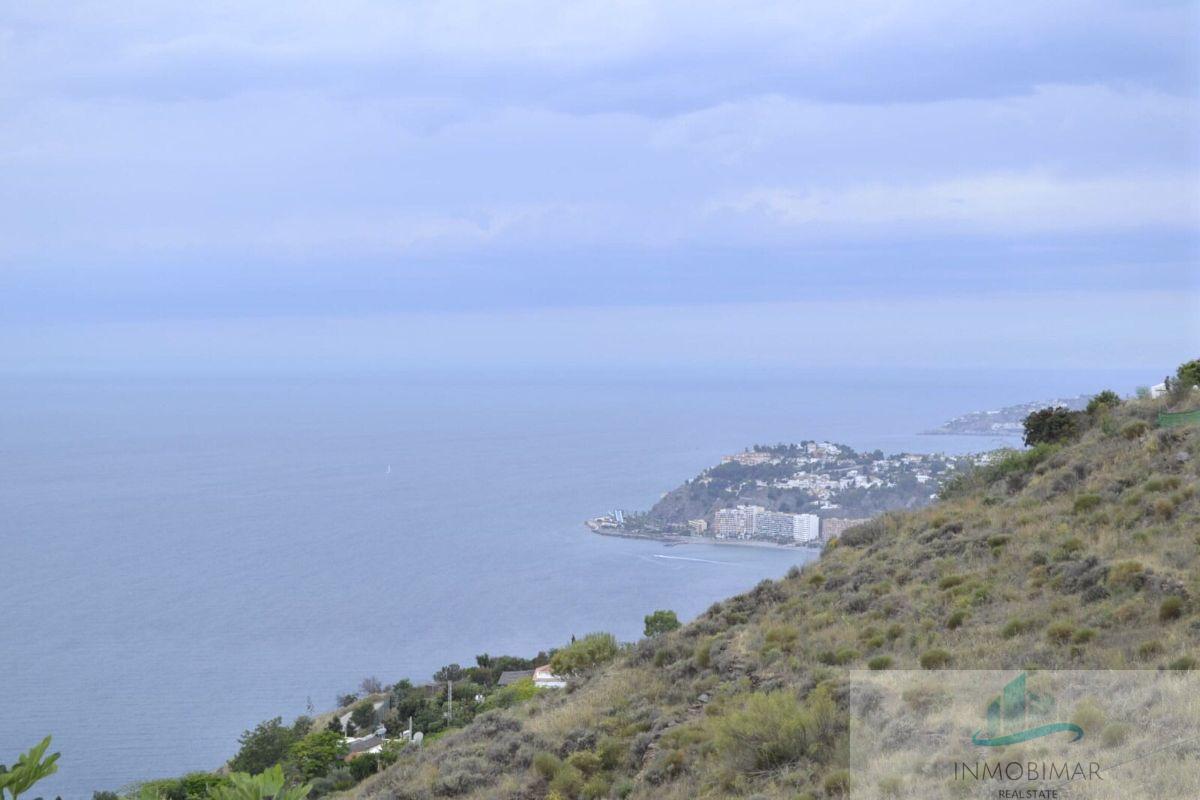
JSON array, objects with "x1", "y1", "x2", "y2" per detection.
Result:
[{"x1": 0, "y1": 367, "x2": 1145, "y2": 797}]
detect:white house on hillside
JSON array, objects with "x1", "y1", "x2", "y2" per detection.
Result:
[{"x1": 533, "y1": 664, "x2": 566, "y2": 688}]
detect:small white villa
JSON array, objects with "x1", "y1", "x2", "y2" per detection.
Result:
[{"x1": 532, "y1": 664, "x2": 566, "y2": 689}]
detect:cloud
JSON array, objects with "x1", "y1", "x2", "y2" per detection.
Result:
[
  {"x1": 2, "y1": 1, "x2": 1195, "y2": 109},
  {"x1": 0, "y1": 0, "x2": 1196, "y2": 361},
  {"x1": 714, "y1": 172, "x2": 1199, "y2": 236}
]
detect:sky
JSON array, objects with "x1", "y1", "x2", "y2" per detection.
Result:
[{"x1": 1, "y1": 1, "x2": 1198, "y2": 372}]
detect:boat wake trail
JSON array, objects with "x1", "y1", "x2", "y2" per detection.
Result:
[{"x1": 652, "y1": 554, "x2": 733, "y2": 566}]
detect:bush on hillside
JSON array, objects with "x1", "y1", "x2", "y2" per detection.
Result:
[
  {"x1": 1159, "y1": 596, "x2": 1185, "y2": 622},
  {"x1": 1024, "y1": 407, "x2": 1082, "y2": 446},
  {"x1": 713, "y1": 686, "x2": 838, "y2": 771},
  {"x1": 350, "y1": 700, "x2": 376, "y2": 730},
  {"x1": 919, "y1": 649, "x2": 952, "y2": 669},
  {"x1": 1122, "y1": 421, "x2": 1149, "y2": 440},
  {"x1": 1175, "y1": 359, "x2": 1200, "y2": 390},
  {"x1": 1086, "y1": 390, "x2": 1121, "y2": 415},
  {"x1": 229, "y1": 717, "x2": 308, "y2": 775},
  {"x1": 550, "y1": 633, "x2": 619, "y2": 675},
  {"x1": 644, "y1": 609, "x2": 682, "y2": 637}
]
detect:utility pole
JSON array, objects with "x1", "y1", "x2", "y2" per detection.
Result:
[{"x1": 446, "y1": 680, "x2": 453, "y2": 723}]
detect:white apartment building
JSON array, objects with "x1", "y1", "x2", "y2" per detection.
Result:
[
  {"x1": 755, "y1": 510, "x2": 795, "y2": 540},
  {"x1": 792, "y1": 513, "x2": 820, "y2": 543}
]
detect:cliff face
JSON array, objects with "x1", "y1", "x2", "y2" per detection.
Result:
[{"x1": 355, "y1": 392, "x2": 1199, "y2": 800}]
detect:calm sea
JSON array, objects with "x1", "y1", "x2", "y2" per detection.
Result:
[{"x1": 0, "y1": 367, "x2": 1144, "y2": 797}]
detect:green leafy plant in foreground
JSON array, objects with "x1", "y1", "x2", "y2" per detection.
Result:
[
  {"x1": 0, "y1": 738, "x2": 59, "y2": 800},
  {"x1": 0, "y1": 736, "x2": 59, "y2": 800},
  {"x1": 207, "y1": 765, "x2": 311, "y2": 800}
]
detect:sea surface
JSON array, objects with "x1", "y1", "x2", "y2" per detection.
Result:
[{"x1": 0, "y1": 367, "x2": 1145, "y2": 797}]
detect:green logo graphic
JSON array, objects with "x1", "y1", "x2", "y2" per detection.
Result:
[{"x1": 971, "y1": 673, "x2": 1084, "y2": 747}]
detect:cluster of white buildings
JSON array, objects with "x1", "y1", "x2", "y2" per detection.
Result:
[{"x1": 711, "y1": 505, "x2": 821, "y2": 543}]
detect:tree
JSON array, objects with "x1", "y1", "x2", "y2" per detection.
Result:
[
  {"x1": 643, "y1": 609, "x2": 682, "y2": 637},
  {"x1": 228, "y1": 718, "x2": 300, "y2": 775},
  {"x1": 326, "y1": 716, "x2": 343, "y2": 734},
  {"x1": 1176, "y1": 359, "x2": 1200, "y2": 390},
  {"x1": 432, "y1": 663, "x2": 464, "y2": 683},
  {"x1": 1023, "y1": 407, "x2": 1080, "y2": 446},
  {"x1": 0, "y1": 737, "x2": 59, "y2": 800},
  {"x1": 288, "y1": 731, "x2": 349, "y2": 781},
  {"x1": 208, "y1": 765, "x2": 310, "y2": 800},
  {"x1": 359, "y1": 676, "x2": 383, "y2": 695},
  {"x1": 336, "y1": 693, "x2": 359, "y2": 708},
  {"x1": 1086, "y1": 390, "x2": 1120, "y2": 415},
  {"x1": 350, "y1": 701, "x2": 376, "y2": 730}
]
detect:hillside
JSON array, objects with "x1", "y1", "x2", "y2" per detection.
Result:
[
  {"x1": 636, "y1": 443, "x2": 975, "y2": 531},
  {"x1": 351, "y1": 384, "x2": 1200, "y2": 800}
]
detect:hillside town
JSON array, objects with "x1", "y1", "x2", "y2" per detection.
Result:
[{"x1": 587, "y1": 441, "x2": 989, "y2": 546}]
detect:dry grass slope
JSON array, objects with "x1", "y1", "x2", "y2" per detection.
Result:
[{"x1": 349, "y1": 391, "x2": 1200, "y2": 800}]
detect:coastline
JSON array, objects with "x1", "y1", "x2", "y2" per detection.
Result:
[{"x1": 583, "y1": 524, "x2": 818, "y2": 552}]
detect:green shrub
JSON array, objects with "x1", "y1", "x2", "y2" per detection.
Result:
[
  {"x1": 1072, "y1": 628, "x2": 1097, "y2": 644},
  {"x1": 1086, "y1": 390, "x2": 1121, "y2": 415},
  {"x1": 350, "y1": 700, "x2": 376, "y2": 729},
  {"x1": 1070, "y1": 699, "x2": 1105, "y2": 733},
  {"x1": 823, "y1": 768, "x2": 852, "y2": 797},
  {"x1": 1176, "y1": 359, "x2": 1200, "y2": 389},
  {"x1": 1046, "y1": 623, "x2": 1074, "y2": 645},
  {"x1": 938, "y1": 575, "x2": 965, "y2": 590},
  {"x1": 580, "y1": 774, "x2": 611, "y2": 800},
  {"x1": 1108, "y1": 561, "x2": 1144, "y2": 589},
  {"x1": 532, "y1": 751, "x2": 561, "y2": 781},
  {"x1": 979, "y1": 445, "x2": 1057, "y2": 486},
  {"x1": 288, "y1": 730, "x2": 349, "y2": 781},
  {"x1": 1159, "y1": 596, "x2": 1185, "y2": 622},
  {"x1": 1073, "y1": 494, "x2": 1102, "y2": 514},
  {"x1": 550, "y1": 632, "x2": 619, "y2": 675},
  {"x1": 919, "y1": 649, "x2": 952, "y2": 669},
  {"x1": 567, "y1": 750, "x2": 601, "y2": 776},
  {"x1": 1001, "y1": 618, "x2": 1036, "y2": 638},
  {"x1": 1122, "y1": 421, "x2": 1149, "y2": 440},
  {"x1": 764, "y1": 625, "x2": 799, "y2": 652},
  {"x1": 694, "y1": 637, "x2": 714, "y2": 669},
  {"x1": 867, "y1": 655, "x2": 893, "y2": 670},
  {"x1": 1169, "y1": 656, "x2": 1197, "y2": 671},
  {"x1": 486, "y1": 677, "x2": 538, "y2": 709},
  {"x1": 817, "y1": 648, "x2": 858, "y2": 666},
  {"x1": 1024, "y1": 407, "x2": 1080, "y2": 446},
  {"x1": 946, "y1": 611, "x2": 967, "y2": 630},
  {"x1": 549, "y1": 764, "x2": 584, "y2": 797},
  {"x1": 712, "y1": 687, "x2": 837, "y2": 771},
  {"x1": 1137, "y1": 641, "x2": 1164, "y2": 660},
  {"x1": 643, "y1": 609, "x2": 682, "y2": 637}
]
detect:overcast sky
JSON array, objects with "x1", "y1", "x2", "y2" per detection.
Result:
[{"x1": 1, "y1": 1, "x2": 1197, "y2": 371}]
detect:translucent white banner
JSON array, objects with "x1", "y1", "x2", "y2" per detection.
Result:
[{"x1": 844, "y1": 669, "x2": 1199, "y2": 799}]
